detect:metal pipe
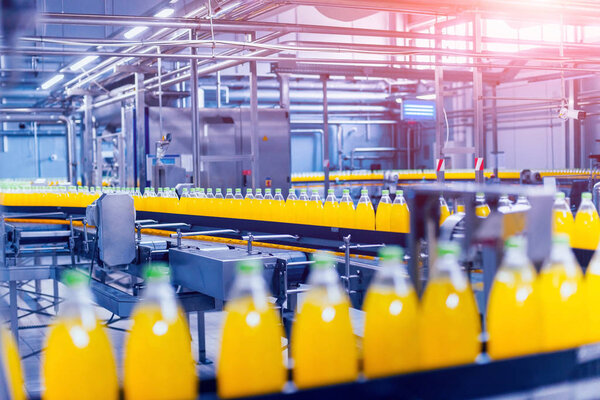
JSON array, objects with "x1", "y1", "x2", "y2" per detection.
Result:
[
  {"x1": 249, "y1": 32, "x2": 259, "y2": 189},
  {"x1": 33, "y1": 122, "x2": 40, "y2": 178},
  {"x1": 291, "y1": 119, "x2": 397, "y2": 125},
  {"x1": 190, "y1": 29, "x2": 201, "y2": 187},
  {"x1": 350, "y1": 147, "x2": 397, "y2": 170},
  {"x1": 322, "y1": 75, "x2": 330, "y2": 194}
]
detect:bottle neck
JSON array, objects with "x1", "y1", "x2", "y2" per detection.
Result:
[
  {"x1": 431, "y1": 254, "x2": 468, "y2": 291},
  {"x1": 60, "y1": 286, "x2": 97, "y2": 329},
  {"x1": 144, "y1": 280, "x2": 179, "y2": 322},
  {"x1": 229, "y1": 272, "x2": 269, "y2": 310}
]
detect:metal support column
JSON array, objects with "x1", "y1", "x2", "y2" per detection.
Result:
[
  {"x1": 249, "y1": 33, "x2": 259, "y2": 189},
  {"x1": 134, "y1": 72, "x2": 147, "y2": 191},
  {"x1": 196, "y1": 311, "x2": 210, "y2": 364},
  {"x1": 322, "y1": 75, "x2": 330, "y2": 193},
  {"x1": 473, "y1": 13, "x2": 485, "y2": 183},
  {"x1": 9, "y1": 281, "x2": 17, "y2": 340},
  {"x1": 491, "y1": 85, "x2": 500, "y2": 178},
  {"x1": 190, "y1": 29, "x2": 201, "y2": 186},
  {"x1": 83, "y1": 94, "x2": 94, "y2": 186},
  {"x1": 567, "y1": 79, "x2": 582, "y2": 168},
  {"x1": 434, "y1": 26, "x2": 445, "y2": 182}
]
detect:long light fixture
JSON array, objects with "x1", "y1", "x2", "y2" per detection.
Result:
[
  {"x1": 41, "y1": 74, "x2": 65, "y2": 90},
  {"x1": 123, "y1": 8, "x2": 176, "y2": 39},
  {"x1": 416, "y1": 93, "x2": 436, "y2": 100},
  {"x1": 69, "y1": 55, "x2": 99, "y2": 71}
]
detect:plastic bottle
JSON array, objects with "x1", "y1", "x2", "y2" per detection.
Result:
[
  {"x1": 0, "y1": 302, "x2": 25, "y2": 400},
  {"x1": 338, "y1": 189, "x2": 355, "y2": 229},
  {"x1": 262, "y1": 189, "x2": 275, "y2": 221},
  {"x1": 439, "y1": 196, "x2": 451, "y2": 225},
  {"x1": 475, "y1": 192, "x2": 491, "y2": 218},
  {"x1": 498, "y1": 195, "x2": 512, "y2": 213},
  {"x1": 217, "y1": 260, "x2": 286, "y2": 398},
  {"x1": 124, "y1": 265, "x2": 197, "y2": 400},
  {"x1": 273, "y1": 189, "x2": 286, "y2": 223},
  {"x1": 486, "y1": 236, "x2": 541, "y2": 359},
  {"x1": 419, "y1": 242, "x2": 480, "y2": 369},
  {"x1": 285, "y1": 189, "x2": 298, "y2": 223},
  {"x1": 363, "y1": 246, "x2": 418, "y2": 378},
  {"x1": 292, "y1": 252, "x2": 358, "y2": 389},
  {"x1": 390, "y1": 190, "x2": 410, "y2": 234},
  {"x1": 375, "y1": 190, "x2": 392, "y2": 232},
  {"x1": 553, "y1": 192, "x2": 574, "y2": 238},
  {"x1": 309, "y1": 190, "x2": 324, "y2": 226},
  {"x1": 42, "y1": 270, "x2": 118, "y2": 400},
  {"x1": 538, "y1": 234, "x2": 587, "y2": 350},
  {"x1": 355, "y1": 189, "x2": 375, "y2": 230},
  {"x1": 586, "y1": 240, "x2": 600, "y2": 343},
  {"x1": 233, "y1": 188, "x2": 244, "y2": 219},
  {"x1": 514, "y1": 195, "x2": 531, "y2": 211},
  {"x1": 573, "y1": 192, "x2": 600, "y2": 250},
  {"x1": 244, "y1": 188, "x2": 255, "y2": 220},
  {"x1": 297, "y1": 189, "x2": 310, "y2": 225},
  {"x1": 254, "y1": 189, "x2": 264, "y2": 221},
  {"x1": 223, "y1": 188, "x2": 235, "y2": 219},
  {"x1": 322, "y1": 189, "x2": 340, "y2": 228}
]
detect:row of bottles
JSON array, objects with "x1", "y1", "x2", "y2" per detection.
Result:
[{"x1": 553, "y1": 191, "x2": 600, "y2": 250}]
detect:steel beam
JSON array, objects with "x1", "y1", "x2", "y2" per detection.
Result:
[
  {"x1": 249, "y1": 33, "x2": 259, "y2": 189},
  {"x1": 190, "y1": 30, "x2": 201, "y2": 187},
  {"x1": 322, "y1": 75, "x2": 330, "y2": 193},
  {"x1": 473, "y1": 13, "x2": 484, "y2": 183},
  {"x1": 134, "y1": 72, "x2": 147, "y2": 191},
  {"x1": 82, "y1": 95, "x2": 94, "y2": 186}
]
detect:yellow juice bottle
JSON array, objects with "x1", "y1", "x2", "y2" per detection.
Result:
[
  {"x1": 205, "y1": 188, "x2": 216, "y2": 217},
  {"x1": 292, "y1": 252, "x2": 358, "y2": 389},
  {"x1": 297, "y1": 189, "x2": 310, "y2": 225},
  {"x1": 178, "y1": 187, "x2": 192, "y2": 214},
  {"x1": 244, "y1": 188, "x2": 255, "y2": 219},
  {"x1": 572, "y1": 192, "x2": 600, "y2": 250},
  {"x1": 262, "y1": 189, "x2": 275, "y2": 221},
  {"x1": 223, "y1": 188, "x2": 235, "y2": 218},
  {"x1": 586, "y1": 243, "x2": 600, "y2": 343},
  {"x1": 339, "y1": 189, "x2": 355, "y2": 228},
  {"x1": 273, "y1": 189, "x2": 286, "y2": 222},
  {"x1": 486, "y1": 236, "x2": 541, "y2": 359},
  {"x1": 124, "y1": 265, "x2": 197, "y2": 400},
  {"x1": 233, "y1": 188, "x2": 244, "y2": 219},
  {"x1": 390, "y1": 190, "x2": 410, "y2": 233},
  {"x1": 214, "y1": 188, "x2": 225, "y2": 217},
  {"x1": 309, "y1": 190, "x2": 324, "y2": 226},
  {"x1": 322, "y1": 189, "x2": 340, "y2": 227},
  {"x1": 254, "y1": 189, "x2": 264, "y2": 221},
  {"x1": 475, "y1": 192, "x2": 491, "y2": 218},
  {"x1": 552, "y1": 192, "x2": 574, "y2": 238},
  {"x1": 439, "y1": 196, "x2": 451, "y2": 225},
  {"x1": 363, "y1": 246, "x2": 418, "y2": 378},
  {"x1": 0, "y1": 325, "x2": 26, "y2": 400},
  {"x1": 355, "y1": 189, "x2": 375, "y2": 230},
  {"x1": 218, "y1": 260, "x2": 286, "y2": 398},
  {"x1": 539, "y1": 234, "x2": 588, "y2": 350},
  {"x1": 420, "y1": 242, "x2": 480, "y2": 369},
  {"x1": 194, "y1": 188, "x2": 207, "y2": 215},
  {"x1": 375, "y1": 190, "x2": 392, "y2": 232},
  {"x1": 42, "y1": 271, "x2": 118, "y2": 400},
  {"x1": 285, "y1": 190, "x2": 298, "y2": 223}
]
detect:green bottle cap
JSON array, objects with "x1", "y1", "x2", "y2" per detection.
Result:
[
  {"x1": 226, "y1": 188, "x2": 233, "y2": 193},
  {"x1": 246, "y1": 188, "x2": 253, "y2": 194},
  {"x1": 555, "y1": 192, "x2": 566, "y2": 200},
  {"x1": 144, "y1": 264, "x2": 170, "y2": 282},
  {"x1": 301, "y1": 189, "x2": 307, "y2": 193},
  {"x1": 237, "y1": 259, "x2": 262, "y2": 274},
  {"x1": 328, "y1": 189, "x2": 335, "y2": 194},
  {"x1": 265, "y1": 188, "x2": 272, "y2": 194},
  {"x1": 343, "y1": 189, "x2": 350, "y2": 194},
  {"x1": 62, "y1": 270, "x2": 89, "y2": 288},
  {"x1": 199, "y1": 188, "x2": 205, "y2": 193},
  {"x1": 312, "y1": 252, "x2": 335, "y2": 269},
  {"x1": 256, "y1": 189, "x2": 262, "y2": 194},
  {"x1": 553, "y1": 233, "x2": 570, "y2": 245},
  {"x1": 379, "y1": 246, "x2": 404, "y2": 262},
  {"x1": 437, "y1": 242, "x2": 460, "y2": 257},
  {"x1": 505, "y1": 236, "x2": 526, "y2": 249},
  {"x1": 216, "y1": 188, "x2": 222, "y2": 193},
  {"x1": 397, "y1": 189, "x2": 404, "y2": 195},
  {"x1": 582, "y1": 192, "x2": 592, "y2": 200},
  {"x1": 275, "y1": 188, "x2": 282, "y2": 194},
  {"x1": 476, "y1": 192, "x2": 485, "y2": 197},
  {"x1": 235, "y1": 188, "x2": 242, "y2": 194},
  {"x1": 382, "y1": 190, "x2": 389, "y2": 195},
  {"x1": 361, "y1": 189, "x2": 368, "y2": 194}
]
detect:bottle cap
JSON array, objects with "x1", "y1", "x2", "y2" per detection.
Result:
[
  {"x1": 328, "y1": 189, "x2": 335, "y2": 194},
  {"x1": 437, "y1": 241, "x2": 460, "y2": 257},
  {"x1": 256, "y1": 188, "x2": 262, "y2": 194},
  {"x1": 555, "y1": 192, "x2": 566, "y2": 200},
  {"x1": 237, "y1": 259, "x2": 262, "y2": 274},
  {"x1": 582, "y1": 192, "x2": 592, "y2": 200},
  {"x1": 199, "y1": 188, "x2": 205, "y2": 193},
  {"x1": 505, "y1": 236, "x2": 526, "y2": 250},
  {"x1": 144, "y1": 264, "x2": 170, "y2": 282},
  {"x1": 216, "y1": 188, "x2": 222, "y2": 193},
  {"x1": 553, "y1": 233, "x2": 570, "y2": 245},
  {"x1": 476, "y1": 192, "x2": 485, "y2": 197},
  {"x1": 361, "y1": 189, "x2": 368, "y2": 194},
  {"x1": 265, "y1": 188, "x2": 272, "y2": 194},
  {"x1": 62, "y1": 270, "x2": 89, "y2": 288},
  {"x1": 246, "y1": 188, "x2": 252, "y2": 193},
  {"x1": 379, "y1": 246, "x2": 404, "y2": 262},
  {"x1": 275, "y1": 188, "x2": 282, "y2": 194},
  {"x1": 312, "y1": 251, "x2": 335, "y2": 269},
  {"x1": 382, "y1": 190, "x2": 389, "y2": 195},
  {"x1": 235, "y1": 188, "x2": 242, "y2": 193},
  {"x1": 397, "y1": 189, "x2": 404, "y2": 195},
  {"x1": 301, "y1": 189, "x2": 307, "y2": 193},
  {"x1": 226, "y1": 188, "x2": 233, "y2": 193},
  {"x1": 343, "y1": 189, "x2": 350, "y2": 194}
]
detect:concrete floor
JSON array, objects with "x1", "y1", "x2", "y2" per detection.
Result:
[{"x1": 1, "y1": 279, "x2": 366, "y2": 399}]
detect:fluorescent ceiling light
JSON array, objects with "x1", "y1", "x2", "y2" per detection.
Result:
[
  {"x1": 41, "y1": 74, "x2": 65, "y2": 90},
  {"x1": 416, "y1": 94, "x2": 436, "y2": 100},
  {"x1": 124, "y1": 26, "x2": 149, "y2": 39},
  {"x1": 154, "y1": 8, "x2": 175, "y2": 17},
  {"x1": 69, "y1": 55, "x2": 99, "y2": 71}
]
